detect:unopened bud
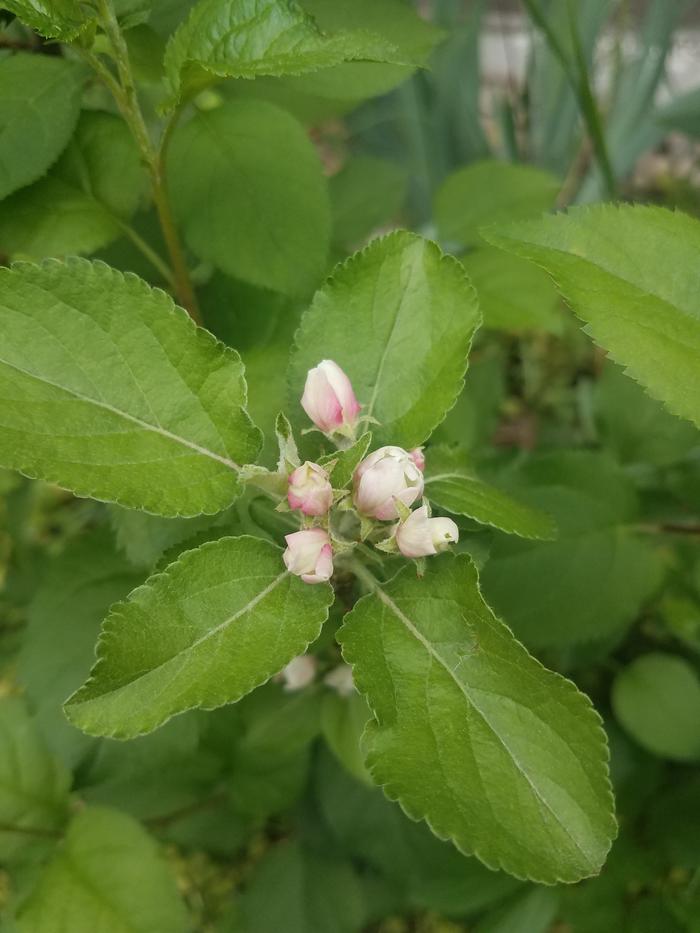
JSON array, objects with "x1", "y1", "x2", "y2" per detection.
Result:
[
  {"x1": 353, "y1": 446, "x2": 424, "y2": 520},
  {"x1": 301, "y1": 359, "x2": 360, "y2": 435},
  {"x1": 395, "y1": 505, "x2": 459, "y2": 558},
  {"x1": 409, "y1": 447, "x2": 426, "y2": 471},
  {"x1": 287, "y1": 461, "x2": 333, "y2": 516},
  {"x1": 283, "y1": 528, "x2": 333, "y2": 584}
]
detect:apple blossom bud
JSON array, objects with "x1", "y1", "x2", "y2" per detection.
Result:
[
  {"x1": 287, "y1": 461, "x2": 333, "y2": 516},
  {"x1": 301, "y1": 359, "x2": 360, "y2": 434},
  {"x1": 283, "y1": 528, "x2": 333, "y2": 584},
  {"x1": 409, "y1": 447, "x2": 426, "y2": 471},
  {"x1": 324, "y1": 663, "x2": 355, "y2": 697},
  {"x1": 395, "y1": 505, "x2": 459, "y2": 558},
  {"x1": 353, "y1": 445, "x2": 424, "y2": 520},
  {"x1": 279, "y1": 655, "x2": 317, "y2": 691}
]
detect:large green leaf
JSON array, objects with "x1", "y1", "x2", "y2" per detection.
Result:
[
  {"x1": 0, "y1": 699, "x2": 70, "y2": 860},
  {"x1": 0, "y1": 0, "x2": 92, "y2": 38},
  {"x1": 0, "y1": 111, "x2": 144, "y2": 260},
  {"x1": 288, "y1": 232, "x2": 481, "y2": 448},
  {"x1": 169, "y1": 100, "x2": 330, "y2": 296},
  {"x1": 338, "y1": 554, "x2": 617, "y2": 884},
  {"x1": 15, "y1": 807, "x2": 188, "y2": 932},
  {"x1": 163, "y1": 0, "x2": 427, "y2": 107},
  {"x1": 612, "y1": 653, "x2": 700, "y2": 762},
  {"x1": 424, "y1": 448, "x2": 556, "y2": 540},
  {"x1": 0, "y1": 54, "x2": 84, "y2": 200},
  {"x1": 0, "y1": 259, "x2": 261, "y2": 515},
  {"x1": 434, "y1": 160, "x2": 559, "y2": 247},
  {"x1": 480, "y1": 452, "x2": 662, "y2": 648},
  {"x1": 486, "y1": 204, "x2": 700, "y2": 429},
  {"x1": 65, "y1": 536, "x2": 334, "y2": 738}
]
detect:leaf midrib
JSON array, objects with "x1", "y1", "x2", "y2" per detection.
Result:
[
  {"x1": 70, "y1": 570, "x2": 289, "y2": 706},
  {"x1": 370, "y1": 576, "x2": 597, "y2": 864},
  {"x1": 0, "y1": 354, "x2": 241, "y2": 472}
]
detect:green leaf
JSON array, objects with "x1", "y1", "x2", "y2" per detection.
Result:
[
  {"x1": 15, "y1": 807, "x2": 188, "y2": 933},
  {"x1": 475, "y1": 888, "x2": 560, "y2": 933},
  {"x1": 18, "y1": 529, "x2": 143, "y2": 767},
  {"x1": 480, "y1": 452, "x2": 662, "y2": 648},
  {"x1": 611, "y1": 653, "x2": 700, "y2": 762},
  {"x1": 434, "y1": 160, "x2": 559, "y2": 247},
  {"x1": 169, "y1": 99, "x2": 330, "y2": 296},
  {"x1": 162, "y1": 0, "x2": 426, "y2": 107},
  {"x1": 0, "y1": 0, "x2": 91, "y2": 39},
  {"x1": 657, "y1": 85, "x2": 700, "y2": 138},
  {"x1": 594, "y1": 361, "x2": 699, "y2": 467},
  {"x1": 239, "y1": 839, "x2": 366, "y2": 933},
  {"x1": 0, "y1": 54, "x2": 84, "y2": 200},
  {"x1": 289, "y1": 232, "x2": 481, "y2": 448},
  {"x1": 485, "y1": 204, "x2": 700, "y2": 429},
  {"x1": 461, "y1": 247, "x2": 563, "y2": 334},
  {"x1": 227, "y1": 684, "x2": 322, "y2": 817},
  {"x1": 0, "y1": 698, "x2": 70, "y2": 860},
  {"x1": 65, "y1": 536, "x2": 334, "y2": 739},
  {"x1": 321, "y1": 689, "x2": 372, "y2": 783},
  {"x1": 317, "y1": 750, "x2": 524, "y2": 916},
  {"x1": 329, "y1": 155, "x2": 407, "y2": 249},
  {"x1": 0, "y1": 111, "x2": 144, "y2": 260},
  {"x1": 0, "y1": 258, "x2": 261, "y2": 516},
  {"x1": 424, "y1": 449, "x2": 556, "y2": 540},
  {"x1": 319, "y1": 431, "x2": 372, "y2": 488},
  {"x1": 339, "y1": 554, "x2": 617, "y2": 884}
]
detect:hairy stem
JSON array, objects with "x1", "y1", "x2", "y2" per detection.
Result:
[{"x1": 91, "y1": 0, "x2": 202, "y2": 322}]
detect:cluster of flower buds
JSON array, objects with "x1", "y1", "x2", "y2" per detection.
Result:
[{"x1": 282, "y1": 360, "x2": 459, "y2": 583}]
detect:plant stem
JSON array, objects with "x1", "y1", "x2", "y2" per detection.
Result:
[
  {"x1": 91, "y1": 0, "x2": 202, "y2": 323},
  {"x1": 116, "y1": 220, "x2": 175, "y2": 286},
  {"x1": 522, "y1": 0, "x2": 616, "y2": 199}
]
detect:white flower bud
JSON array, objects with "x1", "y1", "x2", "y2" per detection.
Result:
[
  {"x1": 287, "y1": 461, "x2": 333, "y2": 516},
  {"x1": 395, "y1": 505, "x2": 459, "y2": 558},
  {"x1": 283, "y1": 528, "x2": 333, "y2": 584},
  {"x1": 280, "y1": 655, "x2": 317, "y2": 692},
  {"x1": 353, "y1": 446, "x2": 424, "y2": 520},
  {"x1": 301, "y1": 360, "x2": 360, "y2": 434}
]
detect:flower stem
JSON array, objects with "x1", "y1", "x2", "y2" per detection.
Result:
[{"x1": 90, "y1": 0, "x2": 202, "y2": 323}]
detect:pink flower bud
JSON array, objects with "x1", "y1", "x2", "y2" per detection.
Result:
[
  {"x1": 287, "y1": 461, "x2": 333, "y2": 516},
  {"x1": 395, "y1": 505, "x2": 459, "y2": 558},
  {"x1": 409, "y1": 447, "x2": 426, "y2": 471},
  {"x1": 279, "y1": 655, "x2": 317, "y2": 691},
  {"x1": 301, "y1": 360, "x2": 361, "y2": 434},
  {"x1": 353, "y1": 445, "x2": 424, "y2": 520},
  {"x1": 283, "y1": 528, "x2": 333, "y2": 584}
]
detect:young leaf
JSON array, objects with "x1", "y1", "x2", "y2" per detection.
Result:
[
  {"x1": 0, "y1": 0, "x2": 93, "y2": 38},
  {"x1": 0, "y1": 258, "x2": 261, "y2": 516},
  {"x1": 339, "y1": 554, "x2": 617, "y2": 884},
  {"x1": 289, "y1": 232, "x2": 481, "y2": 448},
  {"x1": 319, "y1": 431, "x2": 372, "y2": 488},
  {"x1": 65, "y1": 536, "x2": 334, "y2": 739},
  {"x1": 612, "y1": 653, "x2": 700, "y2": 762},
  {"x1": 424, "y1": 453, "x2": 556, "y2": 540},
  {"x1": 0, "y1": 111, "x2": 145, "y2": 259},
  {"x1": 434, "y1": 160, "x2": 559, "y2": 247},
  {"x1": 485, "y1": 204, "x2": 700, "y2": 429},
  {"x1": 168, "y1": 99, "x2": 330, "y2": 296},
  {"x1": 15, "y1": 807, "x2": 188, "y2": 933},
  {"x1": 163, "y1": 0, "x2": 423, "y2": 107},
  {"x1": 0, "y1": 699, "x2": 70, "y2": 859},
  {"x1": 0, "y1": 54, "x2": 84, "y2": 200}
]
